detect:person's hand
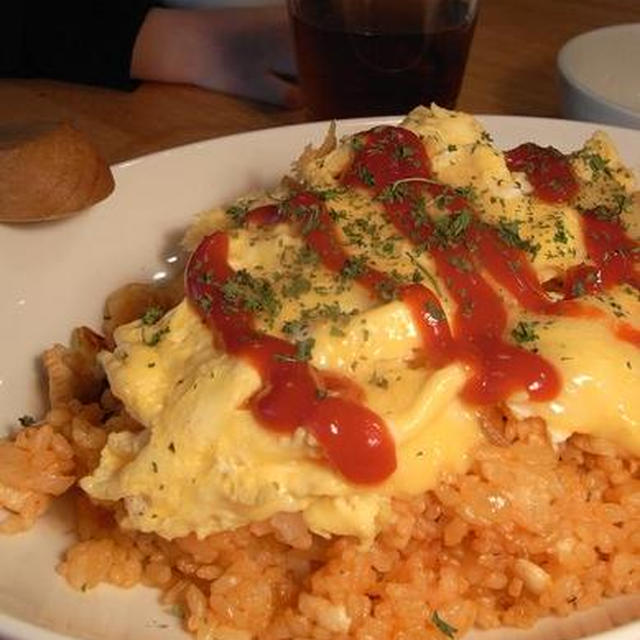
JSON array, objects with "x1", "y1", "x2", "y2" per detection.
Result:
[{"x1": 131, "y1": 6, "x2": 301, "y2": 107}]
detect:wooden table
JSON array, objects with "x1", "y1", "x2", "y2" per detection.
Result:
[{"x1": 1, "y1": 0, "x2": 638, "y2": 165}]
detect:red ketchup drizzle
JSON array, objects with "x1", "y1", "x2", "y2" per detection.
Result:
[
  {"x1": 185, "y1": 170, "x2": 458, "y2": 483},
  {"x1": 186, "y1": 231, "x2": 396, "y2": 484},
  {"x1": 470, "y1": 226, "x2": 551, "y2": 313},
  {"x1": 564, "y1": 209, "x2": 640, "y2": 347},
  {"x1": 504, "y1": 143, "x2": 639, "y2": 300},
  {"x1": 567, "y1": 210, "x2": 640, "y2": 295},
  {"x1": 505, "y1": 143, "x2": 579, "y2": 203},
  {"x1": 186, "y1": 125, "x2": 638, "y2": 482},
  {"x1": 343, "y1": 126, "x2": 562, "y2": 404},
  {"x1": 280, "y1": 191, "x2": 452, "y2": 359},
  {"x1": 617, "y1": 323, "x2": 640, "y2": 348}
]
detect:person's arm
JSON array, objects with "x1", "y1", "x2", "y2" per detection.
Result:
[
  {"x1": 1, "y1": 1, "x2": 299, "y2": 106},
  {"x1": 0, "y1": 0, "x2": 157, "y2": 89},
  {"x1": 130, "y1": 6, "x2": 299, "y2": 106}
]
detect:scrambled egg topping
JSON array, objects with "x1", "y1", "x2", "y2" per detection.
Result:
[{"x1": 82, "y1": 106, "x2": 640, "y2": 542}]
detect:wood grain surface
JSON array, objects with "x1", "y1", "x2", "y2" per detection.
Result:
[{"x1": 1, "y1": 0, "x2": 638, "y2": 164}]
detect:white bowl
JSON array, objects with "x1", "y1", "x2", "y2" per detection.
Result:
[{"x1": 558, "y1": 23, "x2": 640, "y2": 129}]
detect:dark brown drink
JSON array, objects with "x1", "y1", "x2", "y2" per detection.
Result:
[{"x1": 288, "y1": 0, "x2": 478, "y2": 119}]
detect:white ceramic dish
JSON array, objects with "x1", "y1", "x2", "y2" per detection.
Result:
[
  {"x1": 0, "y1": 116, "x2": 639, "y2": 640},
  {"x1": 558, "y1": 23, "x2": 640, "y2": 129}
]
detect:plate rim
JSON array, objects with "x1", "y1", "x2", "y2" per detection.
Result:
[
  {"x1": 1, "y1": 113, "x2": 639, "y2": 640},
  {"x1": 111, "y1": 113, "x2": 640, "y2": 172}
]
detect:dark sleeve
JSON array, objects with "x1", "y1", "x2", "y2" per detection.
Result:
[{"x1": 0, "y1": 0, "x2": 159, "y2": 90}]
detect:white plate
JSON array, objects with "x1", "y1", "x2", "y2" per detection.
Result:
[{"x1": 0, "y1": 116, "x2": 639, "y2": 640}]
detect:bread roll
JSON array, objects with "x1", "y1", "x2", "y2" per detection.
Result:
[{"x1": 0, "y1": 121, "x2": 115, "y2": 222}]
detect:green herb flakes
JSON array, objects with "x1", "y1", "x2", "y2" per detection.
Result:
[
  {"x1": 496, "y1": 220, "x2": 539, "y2": 256},
  {"x1": 434, "y1": 209, "x2": 472, "y2": 245},
  {"x1": 144, "y1": 326, "x2": 170, "y2": 347},
  {"x1": 226, "y1": 203, "x2": 249, "y2": 226},
  {"x1": 222, "y1": 269, "x2": 281, "y2": 320},
  {"x1": 295, "y1": 338, "x2": 315, "y2": 362},
  {"x1": 356, "y1": 164, "x2": 376, "y2": 187},
  {"x1": 431, "y1": 611, "x2": 458, "y2": 638},
  {"x1": 275, "y1": 338, "x2": 316, "y2": 363},
  {"x1": 141, "y1": 306, "x2": 164, "y2": 326},
  {"x1": 368, "y1": 371, "x2": 389, "y2": 389},
  {"x1": 511, "y1": 320, "x2": 539, "y2": 344},
  {"x1": 282, "y1": 275, "x2": 312, "y2": 299},
  {"x1": 341, "y1": 255, "x2": 368, "y2": 280}
]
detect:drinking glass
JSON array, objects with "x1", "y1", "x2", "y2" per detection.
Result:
[{"x1": 287, "y1": 0, "x2": 479, "y2": 119}]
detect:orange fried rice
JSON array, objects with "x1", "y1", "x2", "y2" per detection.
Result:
[{"x1": 1, "y1": 303, "x2": 638, "y2": 640}]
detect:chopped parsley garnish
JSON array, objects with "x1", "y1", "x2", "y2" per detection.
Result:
[
  {"x1": 368, "y1": 371, "x2": 389, "y2": 388},
  {"x1": 496, "y1": 220, "x2": 539, "y2": 256},
  {"x1": 282, "y1": 318, "x2": 308, "y2": 338},
  {"x1": 379, "y1": 239, "x2": 396, "y2": 256},
  {"x1": 553, "y1": 218, "x2": 569, "y2": 244},
  {"x1": 446, "y1": 254, "x2": 474, "y2": 273},
  {"x1": 431, "y1": 611, "x2": 458, "y2": 638},
  {"x1": 144, "y1": 326, "x2": 170, "y2": 346},
  {"x1": 296, "y1": 246, "x2": 320, "y2": 266},
  {"x1": 454, "y1": 184, "x2": 478, "y2": 202},
  {"x1": 585, "y1": 152, "x2": 610, "y2": 176},
  {"x1": 18, "y1": 415, "x2": 36, "y2": 426},
  {"x1": 434, "y1": 209, "x2": 473, "y2": 245},
  {"x1": 511, "y1": 320, "x2": 539, "y2": 344},
  {"x1": 221, "y1": 269, "x2": 281, "y2": 320},
  {"x1": 281, "y1": 199, "x2": 323, "y2": 235},
  {"x1": 196, "y1": 293, "x2": 213, "y2": 313},
  {"x1": 226, "y1": 203, "x2": 249, "y2": 226},
  {"x1": 612, "y1": 191, "x2": 632, "y2": 214},
  {"x1": 356, "y1": 164, "x2": 376, "y2": 187},
  {"x1": 377, "y1": 181, "x2": 410, "y2": 203},
  {"x1": 328, "y1": 208, "x2": 347, "y2": 224},
  {"x1": 394, "y1": 144, "x2": 415, "y2": 160},
  {"x1": 298, "y1": 204, "x2": 323, "y2": 234},
  {"x1": 341, "y1": 255, "x2": 368, "y2": 280},
  {"x1": 295, "y1": 337, "x2": 316, "y2": 361},
  {"x1": 282, "y1": 275, "x2": 311, "y2": 299},
  {"x1": 141, "y1": 306, "x2": 164, "y2": 326},
  {"x1": 481, "y1": 131, "x2": 494, "y2": 144},
  {"x1": 350, "y1": 135, "x2": 365, "y2": 151},
  {"x1": 405, "y1": 252, "x2": 442, "y2": 296},
  {"x1": 275, "y1": 338, "x2": 316, "y2": 363},
  {"x1": 299, "y1": 301, "x2": 354, "y2": 325},
  {"x1": 316, "y1": 187, "x2": 346, "y2": 201}
]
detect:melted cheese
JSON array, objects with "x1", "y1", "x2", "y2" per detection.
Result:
[
  {"x1": 82, "y1": 106, "x2": 640, "y2": 543},
  {"x1": 508, "y1": 311, "x2": 640, "y2": 453},
  {"x1": 84, "y1": 299, "x2": 480, "y2": 541}
]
